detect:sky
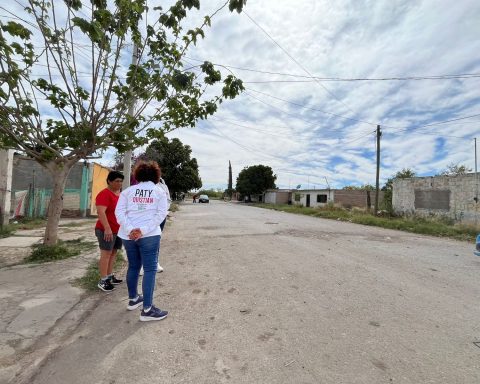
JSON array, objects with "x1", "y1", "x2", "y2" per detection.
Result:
[
  {"x1": 164, "y1": 0, "x2": 480, "y2": 190},
  {"x1": 2, "y1": 1, "x2": 480, "y2": 191}
]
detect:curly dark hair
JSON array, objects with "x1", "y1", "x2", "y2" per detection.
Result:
[
  {"x1": 106, "y1": 170, "x2": 124, "y2": 183},
  {"x1": 133, "y1": 161, "x2": 161, "y2": 183}
]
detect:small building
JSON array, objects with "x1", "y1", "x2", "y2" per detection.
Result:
[
  {"x1": 292, "y1": 189, "x2": 333, "y2": 208},
  {"x1": 5, "y1": 152, "x2": 112, "y2": 219},
  {"x1": 291, "y1": 189, "x2": 382, "y2": 209},
  {"x1": 264, "y1": 189, "x2": 292, "y2": 204},
  {"x1": 393, "y1": 173, "x2": 479, "y2": 225}
]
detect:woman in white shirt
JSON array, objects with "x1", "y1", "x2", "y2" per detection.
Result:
[
  {"x1": 139, "y1": 174, "x2": 171, "y2": 276},
  {"x1": 115, "y1": 161, "x2": 168, "y2": 322}
]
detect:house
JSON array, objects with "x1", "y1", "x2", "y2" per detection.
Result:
[
  {"x1": 393, "y1": 173, "x2": 479, "y2": 225},
  {"x1": 291, "y1": 189, "x2": 383, "y2": 209},
  {"x1": 292, "y1": 189, "x2": 333, "y2": 208},
  {"x1": 3, "y1": 150, "x2": 112, "y2": 219},
  {"x1": 264, "y1": 189, "x2": 292, "y2": 204}
]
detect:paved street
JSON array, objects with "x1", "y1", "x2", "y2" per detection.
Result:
[{"x1": 30, "y1": 201, "x2": 480, "y2": 383}]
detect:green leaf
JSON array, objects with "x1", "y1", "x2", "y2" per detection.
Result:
[
  {"x1": 64, "y1": 0, "x2": 82, "y2": 11},
  {"x1": 229, "y1": 0, "x2": 247, "y2": 13},
  {"x1": 1, "y1": 21, "x2": 32, "y2": 40}
]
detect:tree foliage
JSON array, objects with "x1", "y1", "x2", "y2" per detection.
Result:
[
  {"x1": 437, "y1": 163, "x2": 472, "y2": 176},
  {"x1": 138, "y1": 137, "x2": 201, "y2": 196},
  {"x1": 382, "y1": 168, "x2": 416, "y2": 213},
  {"x1": 0, "y1": 0, "x2": 246, "y2": 243},
  {"x1": 342, "y1": 184, "x2": 375, "y2": 191},
  {"x1": 236, "y1": 165, "x2": 276, "y2": 198}
]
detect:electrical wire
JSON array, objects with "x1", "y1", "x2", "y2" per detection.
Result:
[
  {"x1": 184, "y1": 56, "x2": 480, "y2": 82},
  {"x1": 243, "y1": 11, "x2": 374, "y2": 122}
]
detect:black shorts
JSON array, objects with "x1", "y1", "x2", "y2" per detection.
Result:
[{"x1": 95, "y1": 229, "x2": 123, "y2": 251}]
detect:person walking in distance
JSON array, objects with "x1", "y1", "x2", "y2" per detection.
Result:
[
  {"x1": 115, "y1": 161, "x2": 169, "y2": 321},
  {"x1": 95, "y1": 171, "x2": 124, "y2": 292},
  {"x1": 139, "y1": 169, "x2": 171, "y2": 275}
]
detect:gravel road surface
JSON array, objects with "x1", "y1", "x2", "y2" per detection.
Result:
[{"x1": 32, "y1": 201, "x2": 480, "y2": 384}]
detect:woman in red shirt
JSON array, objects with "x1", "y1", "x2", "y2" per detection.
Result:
[{"x1": 95, "y1": 171, "x2": 124, "y2": 292}]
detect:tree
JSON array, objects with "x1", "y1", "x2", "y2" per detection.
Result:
[
  {"x1": 139, "y1": 137, "x2": 201, "y2": 197},
  {"x1": 342, "y1": 184, "x2": 375, "y2": 191},
  {"x1": 0, "y1": 0, "x2": 246, "y2": 244},
  {"x1": 382, "y1": 168, "x2": 416, "y2": 213},
  {"x1": 225, "y1": 160, "x2": 233, "y2": 198},
  {"x1": 236, "y1": 165, "x2": 276, "y2": 200},
  {"x1": 438, "y1": 163, "x2": 472, "y2": 176}
]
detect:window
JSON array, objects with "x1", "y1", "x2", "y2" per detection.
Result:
[
  {"x1": 317, "y1": 194, "x2": 327, "y2": 203},
  {"x1": 294, "y1": 193, "x2": 301, "y2": 202}
]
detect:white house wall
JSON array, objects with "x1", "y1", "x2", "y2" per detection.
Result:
[{"x1": 293, "y1": 190, "x2": 333, "y2": 208}]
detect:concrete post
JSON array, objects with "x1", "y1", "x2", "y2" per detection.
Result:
[{"x1": 0, "y1": 149, "x2": 14, "y2": 226}]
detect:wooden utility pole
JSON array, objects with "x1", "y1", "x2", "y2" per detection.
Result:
[
  {"x1": 374, "y1": 125, "x2": 382, "y2": 214},
  {"x1": 475, "y1": 138, "x2": 478, "y2": 226},
  {"x1": 122, "y1": 43, "x2": 139, "y2": 188}
]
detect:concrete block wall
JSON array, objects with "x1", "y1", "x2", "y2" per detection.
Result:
[
  {"x1": 393, "y1": 174, "x2": 480, "y2": 224},
  {"x1": 334, "y1": 190, "x2": 384, "y2": 209}
]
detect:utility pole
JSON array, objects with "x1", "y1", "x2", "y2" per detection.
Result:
[
  {"x1": 122, "y1": 43, "x2": 139, "y2": 188},
  {"x1": 475, "y1": 138, "x2": 478, "y2": 201},
  {"x1": 228, "y1": 160, "x2": 233, "y2": 198},
  {"x1": 475, "y1": 138, "x2": 478, "y2": 226},
  {"x1": 325, "y1": 176, "x2": 331, "y2": 203},
  {"x1": 374, "y1": 124, "x2": 382, "y2": 214}
]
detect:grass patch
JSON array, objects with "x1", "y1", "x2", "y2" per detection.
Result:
[
  {"x1": 73, "y1": 251, "x2": 126, "y2": 292},
  {"x1": 254, "y1": 203, "x2": 478, "y2": 242},
  {"x1": 12, "y1": 218, "x2": 47, "y2": 230},
  {"x1": 0, "y1": 218, "x2": 48, "y2": 238},
  {"x1": 169, "y1": 202, "x2": 180, "y2": 212},
  {"x1": 0, "y1": 225, "x2": 14, "y2": 239},
  {"x1": 25, "y1": 237, "x2": 97, "y2": 264}
]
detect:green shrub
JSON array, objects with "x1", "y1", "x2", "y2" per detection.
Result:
[{"x1": 25, "y1": 238, "x2": 96, "y2": 264}]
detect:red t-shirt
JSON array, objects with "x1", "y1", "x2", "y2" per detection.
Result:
[{"x1": 95, "y1": 188, "x2": 120, "y2": 233}]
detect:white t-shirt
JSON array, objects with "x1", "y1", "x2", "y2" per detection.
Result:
[
  {"x1": 157, "y1": 178, "x2": 172, "y2": 210},
  {"x1": 115, "y1": 181, "x2": 168, "y2": 240}
]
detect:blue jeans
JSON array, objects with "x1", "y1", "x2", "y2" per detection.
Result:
[
  {"x1": 157, "y1": 219, "x2": 167, "y2": 264},
  {"x1": 122, "y1": 235, "x2": 161, "y2": 308}
]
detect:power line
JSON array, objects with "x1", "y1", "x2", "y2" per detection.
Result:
[
  {"x1": 184, "y1": 56, "x2": 480, "y2": 82},
  {"x1": 246, "y1": 88, "x2": 480, "y2": 139},
  {"x1": 246, "y1": 88, "x2": 377, "y2": 127},
  {"x1": 242, "y1": 75, "x2": 480, "y2": 84},
  {"x1": 243, "y1": 11, "x2": 371, "y2": 121},
  {"x1": 385, "y1": 113, "x2": 480, "y2": 136}
]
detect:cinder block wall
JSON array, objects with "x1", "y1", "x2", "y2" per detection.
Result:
[
  {"x1": 334, "y1": 190, "x2": 384, "y2": 209},
  {"x1": 393, "y1": 174, "x2": 480, "y2": 224}
]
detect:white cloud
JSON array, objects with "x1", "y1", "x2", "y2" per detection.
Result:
[{"x1": 3, "y1": 0, "x2": 479, "y2": 190}]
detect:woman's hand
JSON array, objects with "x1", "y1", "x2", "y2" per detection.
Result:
[
  {"x1": 103, "y1": 228, "x2": 113, "y2": 242},
  {"x1": 128, "y1": 228, "x2": 143, "y2": 240}
]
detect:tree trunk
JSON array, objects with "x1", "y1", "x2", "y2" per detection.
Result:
[{"x1": 43, "y1": 161, "x2": 75, "y2": 245}]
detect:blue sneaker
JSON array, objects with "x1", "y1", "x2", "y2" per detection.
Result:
[
  {"x1": 140, "y1": 306, "x2": 168, "y2": 322},
  {"x1": 475, "y1": 234, "x2": 480, "y2": 256},
  {"x1": 127, "y1": 295, "x2": 143, "y2": 311}
]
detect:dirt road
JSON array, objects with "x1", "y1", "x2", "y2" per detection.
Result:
[{"x1": 32, "y1": 201, "x2": 480, "y2": 383}]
